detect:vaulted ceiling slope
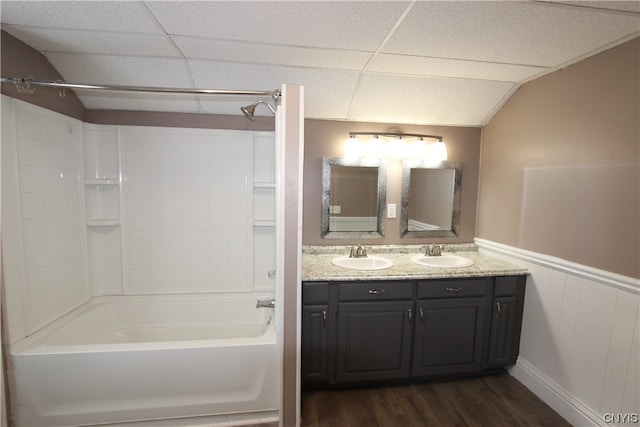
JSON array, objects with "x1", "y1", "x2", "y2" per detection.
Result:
[{"x1": 1, "y1": 1, "x2": 638, "y2": 126}]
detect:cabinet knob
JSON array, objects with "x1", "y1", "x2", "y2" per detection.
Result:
[
  {"x1": 407, "y1": 308, "x2": 413, "y2": 322},
  {"x1": 495, "y1": 302, "x2": 502, "y2": 318},
  {"x1": 419, "y1": 307, "x2": 424, "y2": 322},
  {"x1": 322, "y1": 310, "x2": 327, "y2": 326}
]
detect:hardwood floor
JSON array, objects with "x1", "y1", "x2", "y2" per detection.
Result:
[{"x1": 301, "y1": 372, "x2": 571, "y2": 427}]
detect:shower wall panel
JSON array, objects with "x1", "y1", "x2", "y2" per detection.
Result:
[
  {"x1": 120, "y1": 127, "x2": 271, "y2": 294},
  {"x1": 1, "y1": 97, "x2": 88, "y2": 344}
]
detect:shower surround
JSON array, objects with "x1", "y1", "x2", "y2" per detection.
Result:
[{"x1": 2, "y1": 96, "x2": 280, "y2": 426}]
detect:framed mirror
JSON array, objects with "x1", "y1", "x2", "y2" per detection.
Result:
[
  {"x1": 401, "y1": 161, "x2": 462, "y2": 238},
  {"x1": 321, "y1": 157, "x2": 387, "y2": 239}
]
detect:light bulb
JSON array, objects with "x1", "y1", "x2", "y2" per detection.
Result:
[
  {"x1": 387, "y1": 136, "x2": 408, "y2": 159},
  {"x1": 344, "y1": 136, "x2": 362, "y2": 161},
  {"x1": 431, "y1": 141, "x2": 448, "y2": 162},
  {"x1": 409, "y1": 139, "x2": 429, "y2": 159},
  {"x1": 366, "y1": 136, "x2": 385, "y2": 159}
]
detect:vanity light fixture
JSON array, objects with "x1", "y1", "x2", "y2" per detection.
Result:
[{"x1": 345, "y1": 132, "x2": 446, "y2": 162}]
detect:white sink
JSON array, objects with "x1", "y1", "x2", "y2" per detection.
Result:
[
  {"x1": 411, "y1": 254, "x2": 474, "y2": 268},
  {"x1": 331, "y1": 256, "x2": 394, "y2": 271}
]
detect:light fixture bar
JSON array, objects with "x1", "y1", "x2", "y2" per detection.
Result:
[{"x1": 348, "y1": 131, "x2": 443, "y2": 141}]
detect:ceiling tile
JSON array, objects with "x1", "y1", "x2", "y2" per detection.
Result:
[
  {"x1": 0, "y1": 1, "x2": 161, "y2": 33},
  {"x1": 349, "y1": 74, "x2": 516, "y2": 126},
  {"x1": 2, "y1": 26, "x2": 180, "y2": 57},
  {"x1": 43, "y1": 53, "x2": 200, "y2": 111},
  {"x1": 366, "y1": 54, "x2": 550, "y2": 82},
  {"x1": 44, "y1": 52, "x2": 194, "y2": 88},
  {"x1": 73, "y1": 92, "x2": 202, "y2": 113},
  {"x1": 382, "y1": 1, "x2": 640, "y2": 66},
  {"x1": 173, "y1": 36, "x2": 371, "y2": 71},
  {"x1": 188, "y1": 60, "x2": 360, "y2": 119},
  {"x1": 146, "y1": 1, "x2": 410, "y2": 52}
]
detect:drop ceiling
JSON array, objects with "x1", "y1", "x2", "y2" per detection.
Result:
[{"x1": 1, "y1": 1, "x2": 638, "y2": 126}]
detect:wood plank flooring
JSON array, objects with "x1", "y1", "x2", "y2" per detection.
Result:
[{"x1": 301, "y1": 372, "x2": 571, "y2": 427}]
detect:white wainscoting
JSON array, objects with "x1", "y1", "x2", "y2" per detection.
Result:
[{"x1": 476, "y1": 238, "x2": 639, "y2": 427}]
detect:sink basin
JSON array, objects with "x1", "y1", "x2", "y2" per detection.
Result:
[
  {"x1": 331, "y1": 256, "x2": 394, "y2": 271},
  {"x1": 411, "y1": 254, "x2": 474, "y2": 268}
]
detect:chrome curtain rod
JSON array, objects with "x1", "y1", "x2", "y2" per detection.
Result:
[
  {"x1": 0, "y1": 76, "x2": 281, "y2": 99},
  {"x1": 349, "y1": 131, "x2": 443, "y2": 141}
]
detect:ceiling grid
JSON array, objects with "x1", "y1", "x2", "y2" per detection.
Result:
[{"x1": 1, "y1": 0, "x2": 638, "y2": 125}]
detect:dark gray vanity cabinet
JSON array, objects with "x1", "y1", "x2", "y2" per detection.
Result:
[
  {"x1": 301, "y1": 275, "x2": 526, "y2": 388},
  {"x1": 335, "y1": 281, "x2": 414, "y2": 383},
  {"x1": 487, "y1": 275, "x2": 526, "y2": 367},
  {"x1": 301, "y1": 283, "x2": 329, "y2": 386},
  {"x1": 413, "y1": 278, "x2": 489, "y2": 377}
]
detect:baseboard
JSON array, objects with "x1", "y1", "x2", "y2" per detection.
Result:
[{"x1": 510, "y1": 358, "x2": 607, "y2": 427}]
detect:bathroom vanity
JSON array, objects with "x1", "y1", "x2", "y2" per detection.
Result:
[{"x1": 301, "y1": 246, "x2": 527, "y2": 388}]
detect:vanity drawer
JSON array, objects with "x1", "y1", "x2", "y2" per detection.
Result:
[
  {"x1": 303, "y1": 282, "x2": 329, "y2": 304},
  {"x1": 339, "y1": 281, "x2": 414, "y2": 301},
  {"x1": 418, "y1": 278, "x2": 487, "y2": 299},
  {"x1": 494, "y1": 276, "x2": 524, "y2": 296}
]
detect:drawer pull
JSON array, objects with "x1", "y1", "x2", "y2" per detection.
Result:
[
  {"x1": 368, "y1": 289, "x2": 386, "y2": 295},
  {"x1": 495, "y1": 302, "x2": 501, "y2": 318},
  {"x1": 445, "y1": 287, "x2": 462, "y2": 292}
]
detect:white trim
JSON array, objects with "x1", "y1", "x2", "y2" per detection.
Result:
[
  {"x1": 474, "y1": 238, "x2": 639, "y2": 295},
  {"x1": 510, "y1": 358, "x2": 608, "y2": 427}
]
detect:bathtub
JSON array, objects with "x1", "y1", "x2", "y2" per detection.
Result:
[{"x1": 8, "y1": 293, "x2": 280, "y2": 427}]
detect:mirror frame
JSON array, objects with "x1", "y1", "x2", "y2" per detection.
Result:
[
  {"x1": 321, "y1": 157, "x2": 387, "y2": 239},
  {"x1": 400, "y1": 161, "x2": 462, "y2": 238}
]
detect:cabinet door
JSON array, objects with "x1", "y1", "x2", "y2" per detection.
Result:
[
  {"x1": 302, "y1": 305, "x2": 329, "y2": 384},
  {"x1": 488, "y1": 296, "x2": 517, "y2": 366},
  {"x1": 336, "y1": 301, "x2": 413, "y2": 383},
  {"x1": 413, "y1": 297, "x2": 486, "y2": 377}
]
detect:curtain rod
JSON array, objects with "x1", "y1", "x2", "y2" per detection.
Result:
[{"x1": 0, "y1": 76, "x2": 281, "y2": 99}]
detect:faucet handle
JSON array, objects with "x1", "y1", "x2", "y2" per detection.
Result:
[
  {"x1": 360, "y1": 245, "x2": 367, "y2": 257},
  {"x1": 425, "y1": 244, "x2": 442, "y2": 256}
]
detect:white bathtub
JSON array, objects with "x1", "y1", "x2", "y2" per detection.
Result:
[{"x1": 8, "y1": 293, "x2": 280, "y2": 427}]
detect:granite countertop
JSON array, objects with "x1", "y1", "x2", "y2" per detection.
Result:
[{"x1": 302, "y1": 244, "x2": 528, "y2": 282}]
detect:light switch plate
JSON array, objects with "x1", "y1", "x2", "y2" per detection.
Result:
[{"x1": 387, "y1": 203, "x2": 396, "y2": 218}]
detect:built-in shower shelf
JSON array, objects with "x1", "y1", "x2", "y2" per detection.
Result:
[
  {"x1": 253, "y1": 182, "x2": 276, "y2": 188},
  {"x1": 254, "y1": 220, "x2": 276, "y2": 227},
  {"x1": 85, "y1": 179, "x2": 119, "y2": 186},
  {"x1": 87, "y1": 219, "x2": 120, "y2": 227}
]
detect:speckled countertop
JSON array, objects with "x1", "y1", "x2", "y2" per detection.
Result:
[{"x1": 302, "y1": 244, "x2": 528, "y2": 282}]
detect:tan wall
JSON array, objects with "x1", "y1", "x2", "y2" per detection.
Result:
[
  {"x1": 478, "y1": 38, "x2": 639, "y2": 278},
  {"x1": 1, "y1": 30, "x2": 86, "y2": 121},
  {"x1": 303, "y1": 119, "x2": 481, "y2": 245}
]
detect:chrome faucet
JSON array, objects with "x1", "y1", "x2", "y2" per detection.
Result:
[
  {"x1": 349, "y1": 245, "x2": 368, "y2": 258},
  {"x1": 425, "y1": 244, "x2": 442, "y2": 256},
  {"x1": 256, "y1": 298, "x2": 275, "y2": 308}
]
